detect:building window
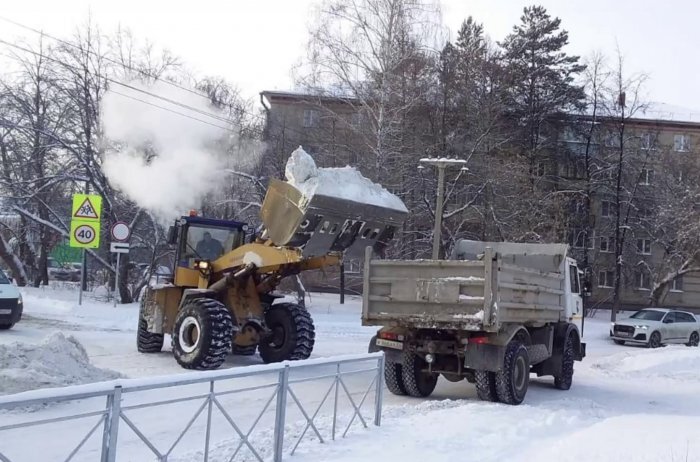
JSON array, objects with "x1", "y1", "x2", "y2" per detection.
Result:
[
  {"x1": 640, "y1": 133, "x2": 653, "y2": 150},
  {"x1": 535, "y1": 161, "x2": 546, "y2": 176},
  {"x1": 673, "y1": 134, "x2": 690, "y2": 152},
  {"x1": 671, "y1": 276, "x2": 684, "y2": 292},
  {"x1": 599, "y1": 236, "x2": 614, "y2": 253},
  {"x1": 601, "y1": 200, "x2": 613, "y2": 218},
  {"x1": 303, "y1": 109, "x2": 320, "y2": 128},
  {"x1": 565, "y1": 159, "x2": 586, "y2": 179},
  {"x1": 636, "y1": 238, "x2": 651, "y2": 255},
  {"x1": 350, "y1": 112, "x2": 361, "y2": 128},
  {"x1": 636, "y1": 203, "x2": 652, "y2": 219},
  {"x1": 635, "y1": 270, "x2": 651, "y2": 290},
  {"x1": 639, "y1": 168, "x2": 653, "y2": 185},
  {"x1": 598, "y1": 270, "x2": 614, "y2": 288},
  {"x1": 604, "y1": 133, "x2": 621, "y2": 148},
  {"x1": 345, "y1": 259, "x2": 362, "y2": 274},
  {"x1": 569, "y1": 229, "x2": 594, "y2": 249}
]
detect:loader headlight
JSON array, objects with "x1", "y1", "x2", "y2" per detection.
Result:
[
  {"x1": 425, "y1": 353, "x2": 435, "y2": 364},
  {"x1": 196, "y1": 261, "x2": 209, "y2": 270}
]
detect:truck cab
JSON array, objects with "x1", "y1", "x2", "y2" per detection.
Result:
[{"x1": 564, "y1": 256, "x2": 584, "y2": 334}]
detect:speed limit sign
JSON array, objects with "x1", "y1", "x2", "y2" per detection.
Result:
[{"x1": 69, "y1": 221, "x2": 100, "y2": 248}]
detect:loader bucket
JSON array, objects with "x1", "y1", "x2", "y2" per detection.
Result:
[{"x1": 260, "y1": 179, "x2": 407, "y2": 258}]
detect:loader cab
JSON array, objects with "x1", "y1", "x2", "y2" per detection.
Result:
[{"x1": 169, "y1": 215, "x2": 248, "y2": 287}]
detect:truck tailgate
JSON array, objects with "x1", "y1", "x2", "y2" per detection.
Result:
[{"x1": 361, "y1": 248, "x2": 495, "y2": 330}]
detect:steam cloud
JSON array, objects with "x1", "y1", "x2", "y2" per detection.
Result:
[{"x1": 101, "y1": 81, "x2": 258, "y2": 224}]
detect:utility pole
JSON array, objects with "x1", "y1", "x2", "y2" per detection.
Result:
[{"x1": 419, "y1": 158, "x2": 468, "y2": 260}]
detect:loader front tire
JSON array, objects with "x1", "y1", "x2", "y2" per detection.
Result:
[
  {"x1": 172, "y1": 298, "x2": 234, "y2": 370},
  {"x1": 259, "y1": 303, "x2": 315, "y2": 363},
  {"x1": 137, "y1": 316, "x2": 164, "y2": 353}
]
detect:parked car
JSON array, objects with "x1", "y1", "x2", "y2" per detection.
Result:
[
  {"x1": 48, "y1": 258, "x2": 81, "y2": 281},
  {"x1": 610, "y1": 308, "x2": 700, "y2": 348},
  {"x1": 0, "y1": 268, "x2": 23, "y2": 330}
]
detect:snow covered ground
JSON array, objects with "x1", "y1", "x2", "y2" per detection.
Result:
[{"x1": 1, "y1": 286, "x2": 700, "y2": 461}]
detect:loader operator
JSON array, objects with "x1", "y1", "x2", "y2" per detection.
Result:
[{"x1": 195, "y1": 231, "x2": 224, "y2": 260}]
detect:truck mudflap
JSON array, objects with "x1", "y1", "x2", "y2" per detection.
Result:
[
  {"x1": 578, "y1": 342, "x2": 586, "y2": 360},
  {"x1": 464, "y1": 343, "x2": 505, "y2": 373}
]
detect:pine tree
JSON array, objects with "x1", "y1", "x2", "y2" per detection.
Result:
[{"x1": 500, "y1": 5, "x2": 586, "y2": 164}]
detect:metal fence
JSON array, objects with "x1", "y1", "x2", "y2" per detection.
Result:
[{"x1": 0, "y1": 353, "x2": 385, "y2": 462}]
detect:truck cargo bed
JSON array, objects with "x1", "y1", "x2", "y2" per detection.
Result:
[{"x1": 362, "y1": 243, "x2": 568, "y2": 332}]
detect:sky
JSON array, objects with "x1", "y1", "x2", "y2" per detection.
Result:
[{"x1": 0, "y1": 0, "x2": 698, "y2": 109}]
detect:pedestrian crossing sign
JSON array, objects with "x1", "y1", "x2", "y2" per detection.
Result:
[{"x1": 72, "y1": 194, "x2": 102, "y2": 221}]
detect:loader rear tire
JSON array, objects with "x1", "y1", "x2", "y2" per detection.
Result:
[
  {"x1": 474, "y1": 370, "x2": 498, "y2": 402},
  {"x1": 402, "y1": 352, "x2": 438, "y2": 398},
  {"x1": 137, "y1": 316, "x2": 164, "y2": 353},
  {"x1": 384, "y1": 360, "x2": 407, "y2": 396},
  {"x1": 495, "y1": 341, "x2": 530, "y2": 405},
  {"x1": 259, "y1": 303, "x2": 315, "y2": 363},
  {"x1": 172, "y1": 298, "x2": 234, "y2": 370}
]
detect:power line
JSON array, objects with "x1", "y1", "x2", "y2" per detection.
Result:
[
  {"x1": 0, "y1": 37, "x2": 241, "y2": 131},
  {"x1": 107, "y1": 89, "x2": 237, "y2": 132},
  {"x1": 0, "y1": 15, "x2": 267, "y2": 124},
  {"x1": 0, "y1": 15, "x2": 223, "y2": 105}
]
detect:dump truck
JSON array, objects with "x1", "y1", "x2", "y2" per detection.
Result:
[
  {"x1": 364, "y1": 240, "x2": 586, "y2": 405},
  {"x1": 138, "y1": 177, "x2": 406, "y2": 370}
]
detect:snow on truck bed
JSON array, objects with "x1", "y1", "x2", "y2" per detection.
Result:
[{"x1": 285, "y1": 146, "x2": 408, "y2": 212}]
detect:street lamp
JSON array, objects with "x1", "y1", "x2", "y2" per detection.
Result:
[{"x1": 419, "y1": 157, "x2": 468, "y2": 259}]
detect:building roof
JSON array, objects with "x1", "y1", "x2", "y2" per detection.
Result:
[
  {"x1": 260, "y1": 90, "x2": 359, "y2": 106},
  {"x1": 262, "y1": 89, "x2": 700, "y2": 127}
]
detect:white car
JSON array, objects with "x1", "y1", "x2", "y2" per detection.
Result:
[
  {"x1": 0, "y1": 268, "x2": 23, "y2": 330},
  {"x1": 610, "y1": 308, "x2": 700, "y2": 348}
]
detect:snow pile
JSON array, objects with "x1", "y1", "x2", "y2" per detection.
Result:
[
  {"x1": 0, "y1": 333, "x2": 121, "y2": 395},
  {"x1": 285, "y1": 147, "x2": 408, "y2": 212},
  {"x1": 592, "y1": 346, "x2": 700, "y2": 381}
]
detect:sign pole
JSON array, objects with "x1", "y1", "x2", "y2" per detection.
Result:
[
  {"x1": 114, "y1": 252, "x2": 121, "y2": 308},
  {"x1": 79, "y1": 249, "x2": 85, "y2": 306}
]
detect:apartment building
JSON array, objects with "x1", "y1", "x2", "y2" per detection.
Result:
[{"x1": 261, "y1": 91, "x2": 700, "y2": 311}]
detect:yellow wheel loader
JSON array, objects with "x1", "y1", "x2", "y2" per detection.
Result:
[{"x1": 137, "y1": 179, "x2": 406, "y2": 370}]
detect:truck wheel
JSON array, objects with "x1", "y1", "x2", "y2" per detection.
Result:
[
  {"x1": 402, "y1": 353, "x2": 438, "y2": 397},
  {"x1": 232, "y1": 344, "x2": 257, "y2": 355},
  {"x1": 137, "y1": 316, "x2": 164, "y2": 353},
  {"x1": 495, "y1": 341, "x2": 530, "y2": 405},
  {"x1": 384, "y1": 360, "x2": 407, "y2": 396},
  {"x1": 554, "y1": 335, "x2": 575, "y2": 390},
  {"x1": 259, "y1": 303, "x2": 315, "y2": 363},
  {"x1": 686, "y1": 332, "x2": 699, "y2": 347},
  {"x1": 172, "y1": 298, "x2": 234, "y2": 370},
  {"x1": 474, "y1": 371, "x2": 498, "y2": 402}
]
